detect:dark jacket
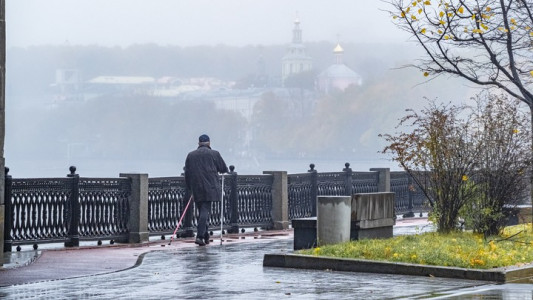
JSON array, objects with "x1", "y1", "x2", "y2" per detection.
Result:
[{"x1": 184, "y1": 144, "x2": 228, "y2": 203}]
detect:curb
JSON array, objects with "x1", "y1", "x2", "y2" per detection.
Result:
[{"x1": 263, "y1": 253, "x2": 533, "y2": 283}]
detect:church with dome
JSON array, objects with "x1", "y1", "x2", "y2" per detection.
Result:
[
  {"x1": 316, "y1": 43, "x2": 362, "y2": 94},
  {"x1": 280, "y1": 18, "x2": 362, "y2": 94}
]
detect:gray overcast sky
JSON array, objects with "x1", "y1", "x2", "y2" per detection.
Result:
[{"x1": 7, "y1": 0, "x2": 410, "y2": 48}]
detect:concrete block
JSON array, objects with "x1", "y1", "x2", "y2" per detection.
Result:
[
  {"x1": 317, "y1": 196, "x2": 351, "y2": 246},
  {"x1": 292, "y1": 217, "x2": 317, "y2": 250}
]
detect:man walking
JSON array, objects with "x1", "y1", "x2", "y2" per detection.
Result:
[{"x1": 185, "y1": 134, "x2": 229, "y2": 246}]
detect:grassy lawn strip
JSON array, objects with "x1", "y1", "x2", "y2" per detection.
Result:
[{"x1": 298, "y1": 223, "x2": 533, "y2": 269}]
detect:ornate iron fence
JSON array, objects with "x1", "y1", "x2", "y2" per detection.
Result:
[
  {"x1": 4, "y1": 164, "x2": 429, "y2": 251},
  {"x1": 147, "y1": 176, "x2": 190, "y2": 236},
  {"x1": 288, "y1": 171, "x2": 315, "y2": 219},
  {"x1": 78, "y1": 177, "x2": 130, "y2": 239},
  {"x1": 8, "y1": 176, "x2": 72, "y2": 244},
  {"x1": 4, "y1": 167, "x2": 132, "y2": 250}
]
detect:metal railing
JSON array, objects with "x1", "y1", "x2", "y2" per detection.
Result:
[{"x1": 3, "y1": 163, "x2": 429, "y2": 251}]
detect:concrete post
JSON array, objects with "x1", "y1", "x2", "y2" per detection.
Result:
[
  {"x1": 370, "y1": 168, "x2": 391, "y2": 192},
  {"x1": 120, "y1": 173, "x2": 149, "y2": 243},
  {"x1": 263, "y1": 171, "x2": 289, "y2": 230},
  {"x1": 317, "y1": 196, "x2": 351, "y2": 246}
]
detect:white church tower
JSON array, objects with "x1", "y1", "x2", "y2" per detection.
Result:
[{"x1": 281, "y1": 17, "x2": 313, "y2": 87}]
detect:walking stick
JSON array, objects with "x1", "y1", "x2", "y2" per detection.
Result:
[
  {"x1": 220, "y1": 174, "x2": 225, "y2": 245},
  {"x1": 168, "y1": 195, "x2": 193, "y2": 246}
]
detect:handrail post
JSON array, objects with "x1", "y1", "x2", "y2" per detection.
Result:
[
  {"x1": 228, "y1": 165, "x2": 239, "y2": 234},
  {"x1": 343, "y1": 163, "x2": 353, "y2": 196},
  {"x1": 3, "y1": 167, "x2": 12, "y2": 252},
  {"x1": 308, "y1": 163, "x2": 317, "y2": 217},
  {"x1": 65, "y1": 166, "x2": 80, "y2": 247}
]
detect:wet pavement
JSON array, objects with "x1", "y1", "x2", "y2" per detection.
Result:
[{"x1": 1, "y1": 218, "x2": 532, "y2": 299}]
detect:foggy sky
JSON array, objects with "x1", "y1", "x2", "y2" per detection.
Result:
[{"x1": 7, "y1": 0, "x2": 409, "y2": 48}]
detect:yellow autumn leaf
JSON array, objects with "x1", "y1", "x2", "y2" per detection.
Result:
[
  {"x1": 412, "y1": 1, "x2": 417, "y2": 6},
  {"x1": 418, "y1": 8, "x2": 423, "y2": 14},
  {"x1": 421, "y1": 28, "x2": 426, "y2": 34},
  {"x1": 448, "y1": 12, "x2": 453, "y2": 17},
  {"x1": 481, "y1": 23, "x2": 488, "y2": 30},
  {"x1": 458, "y1": 6, "x2": 464, "y2": 14},
  {"x1": 401, "y1": 11, "x2": 406, "y2": 17},
  {"x1": 510, "y1": 18, "x2": 516, "y2": 25},
  {"x1": 462, "y1": 175, "x2": 468, "y2": 181},
  {"x1": 406, "y1": 7, "x2": 411, "y2": 13},
  {"x1": 424, "y1": 0, "x2": 430, "y2": 5},
  {"x1": 530, "y1": 32, "x2": 533, "y2": 36},
  {"x1": 438, "y1": 29, "x2": 443, "y2": 34},
  {"x1": 439, "y1": 11, "x2": 444, "y2": 18},
  {"x1": 412, "y1": 15, "x2": 417, "y2": 20},
  {"x1": 440, "y1": 20, "x2": 446, "y2": 25},
  {"x1": 486, "y1": 6, "x2": 491, "y2": 12},
  {"x1": 444, "y1": 35, "x2": 450, "y2": 39},
  {"x1": 472, "y1": 28, "x2": 483, "y2": 34},
  {"x1": 423, "y1": 72, "x2": 429, "y2": 77},
  {"x1": 530, "y1": 71, "x2": 533, "y2": 77}
]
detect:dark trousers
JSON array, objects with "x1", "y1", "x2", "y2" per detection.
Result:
[{"x1": 196, "y1": 201, "x2": 211, "y2": 239}]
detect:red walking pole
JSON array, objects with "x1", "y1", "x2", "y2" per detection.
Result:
[{"x1": 168, "y1": 195, "x2": 193, "y2": 246}]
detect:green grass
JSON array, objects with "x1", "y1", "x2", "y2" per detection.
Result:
[{"x1": 298, "y1": 223, "x2": 533, "y2": 269}]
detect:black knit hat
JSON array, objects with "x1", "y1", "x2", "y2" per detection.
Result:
[{"x1": 199, "y1": 134, "x2": 210, "y2": 143}]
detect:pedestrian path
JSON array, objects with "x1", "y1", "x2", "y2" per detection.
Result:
[{"x1": 1, "y1": 218, "x2": 532, "y2": 299}]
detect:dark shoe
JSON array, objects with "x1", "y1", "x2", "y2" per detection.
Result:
[
  {"x1": 204, "y1": 233, "x2": 210, "y2": 245},
  {"x1": 195, "y1": 238, "x2": 206, "y2": 246}
]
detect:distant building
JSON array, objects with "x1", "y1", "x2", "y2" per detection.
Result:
[
  {"x1": 51, "y1": 69, "x2": 82, "y2": 101},
  {"x1": 281, "y1": 18, "x2": 313, "y2": 87},
  {"x1": 317, "y1": 43, "x2": 362, "y2": 94}
]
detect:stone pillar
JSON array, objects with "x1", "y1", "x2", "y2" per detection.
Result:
[
  {"x1": 370, "y1": 168, "x2": 391, "y2": 192},
  {"x1": 120, "y1": 173, "x2": 149, "y2": 243},
  {"x1": 263, "y1": 171, "x2": 289, "y2": 230},
  {"x1": 317, "y1": 196, "x2": 351, "y2": 246}
]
